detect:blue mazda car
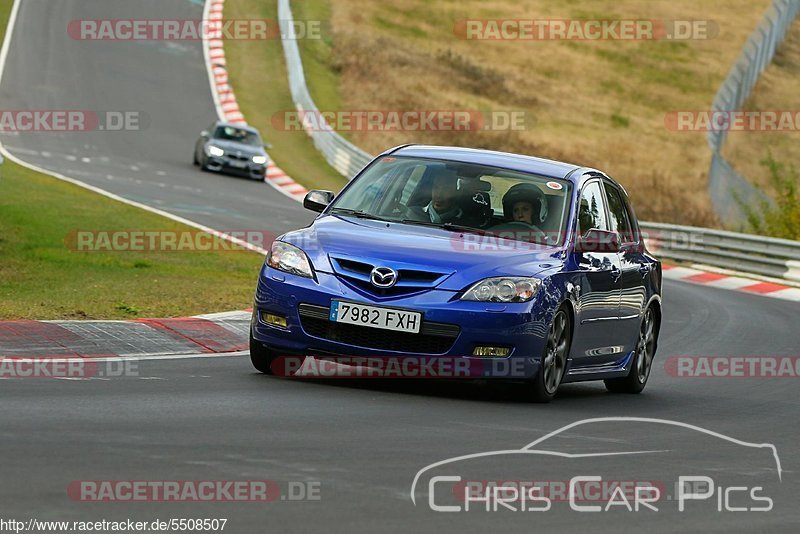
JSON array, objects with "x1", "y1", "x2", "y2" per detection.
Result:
[{"x1": 250, "y1": 145, "x2": 662, "y2": 402}]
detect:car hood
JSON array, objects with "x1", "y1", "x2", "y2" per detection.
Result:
[
  {"x1": 206, "y1": 139, "x2": 265, "y2": 156},
  {"x1": 281, "y1": 215, "x2": 565, "y2": 291}
]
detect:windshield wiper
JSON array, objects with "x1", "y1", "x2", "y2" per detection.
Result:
[
  {"x1": 329, "y1": 208, "x2": 390, "y2": 222},
  {"x1": 399, "y1": 219, "x2": 488, "y2": 236}
]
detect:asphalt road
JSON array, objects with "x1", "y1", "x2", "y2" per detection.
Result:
[{"x1": 0, "y1": 1, "x2": 798, "y2": 533}]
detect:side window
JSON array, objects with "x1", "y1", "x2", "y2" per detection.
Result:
[
  {"x1": 603, "y1": 182, "x2": 633, "y2": 242},
  {"x1": 577, "y1": 181, "x2": 609, "y2": 236}
]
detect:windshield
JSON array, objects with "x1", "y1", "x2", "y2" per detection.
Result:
[
  {"x1": 329, "y1": 156, "x2": 573, "y2": 245},
  {"x1": 212, "y1": 126, "x2": 261, "y2": 147}
]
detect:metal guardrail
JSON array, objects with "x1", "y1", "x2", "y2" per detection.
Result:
[
  {"x1": 277, "y1": 0, "x2": 800, "y2": 283},
  {"x1": 640, "y1": 222, "x2": 800, "y2": 281},
  {"x1": 707, "y1": 0, "x2": 800, "y2": 225},
  {"x1": 277, "y1": 0, "x2": 372, "y2": 179}
]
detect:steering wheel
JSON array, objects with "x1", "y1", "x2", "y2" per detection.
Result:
[{"x1": 489, "y1": 221, "x2": 548, "y2": 244}]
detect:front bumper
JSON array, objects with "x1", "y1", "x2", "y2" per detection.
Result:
[
  {"x1": 251, "y1": 266, "x2": 552, "y2": 379},
  {"x1": 206, "y1": 156, "x2": 266, "y2": 179}
]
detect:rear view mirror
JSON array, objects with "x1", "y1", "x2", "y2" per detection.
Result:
[
  {"x1": 575, "y1": 229, "x2": 620, "y2": 253},
  {"x1": 303, "y1": 190, "x2": 335, "y2": 213}
]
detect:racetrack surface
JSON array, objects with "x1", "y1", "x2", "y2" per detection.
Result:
[{"x1": 0, "y1": 1, "x2": 798, "y2": 532}]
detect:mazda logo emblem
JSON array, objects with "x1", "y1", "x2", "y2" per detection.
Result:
[{"x1": 370, "y1": 266, "x2": 397, "y2": 288}]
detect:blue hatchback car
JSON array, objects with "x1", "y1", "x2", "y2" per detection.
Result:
[{"x1": 250, "y1": 145, "x2": 662, "y2": 402}]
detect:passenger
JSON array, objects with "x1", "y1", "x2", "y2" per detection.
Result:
[
  {"x1": 511, "y1": 199, "x2": 535, "y2": 225},
  {"x1": 501, "y1": 183, "x2": 547, "y2": 228}
]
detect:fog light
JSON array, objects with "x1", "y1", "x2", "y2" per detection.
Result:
[
  {"x1": 261, "y1": 312, "x2": 287, "y2": 328},
  {"x1": 472, "y1": 346, "x2": 510, "y2": 357}
]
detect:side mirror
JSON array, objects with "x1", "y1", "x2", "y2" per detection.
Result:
[
  {"x1": 263, "y1": 142, "x2": 273, "y2": 150},
  {"x1": 200, "y1": 130, "x2": 209, "y2": 137},
  {"x1": 575, "y1": 229, "x2": 620, "y2": 253},
  {"x1": 303, "y1": 190, "x2": 335, "y2": 213}
]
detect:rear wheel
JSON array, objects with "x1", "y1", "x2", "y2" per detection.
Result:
[
  {"x1": 529, "y1": 307, "x2": 571, "y2": 403},
  {"x1": 605, "y1": 306, "x2": 657, "y2": 394}
]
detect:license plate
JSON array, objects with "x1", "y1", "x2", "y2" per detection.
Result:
[
  {"x1": 229, "y1": 160, "x2": 247, "y2": 168},
  {"x1": 330, "y1": 301, "x2": 421, "y2": 334}
]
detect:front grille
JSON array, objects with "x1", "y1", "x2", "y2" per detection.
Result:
[
  {"x1": 298, "y1": 303, "x2": 459, "y2": 355},
  {"x1": 329, "y1": 257, "x2": 450, "y2": 298}
]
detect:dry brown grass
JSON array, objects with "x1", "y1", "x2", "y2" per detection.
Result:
[
  {"x1": 318, "y1": 0, "x2": 785, "y2": 225},
  {"x1": 722, "y1": 17, "x2": 800, "y2": 194}
]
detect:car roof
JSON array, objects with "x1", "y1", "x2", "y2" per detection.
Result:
[
  {"x1": 214, "y1": 121, "x2": 260, "y2": 135},
  {"x1": 390, "y1": 145, "x2": 582, "y2": 181}
]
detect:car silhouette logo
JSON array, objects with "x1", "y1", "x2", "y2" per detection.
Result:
[{"x1": 370, "y1": 267, "x2": 398, "y2": 288}]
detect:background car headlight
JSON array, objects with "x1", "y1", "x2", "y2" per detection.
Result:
[
  {"x1": 206, "y1": 145, "x2": 224, "y2": 157},
  {"x1": 461, "y1": 277, "x2": 541, "y2": 303},
  {"x1": 252, "y1": 155, "x2": 268, "y2": 165},
  {"x1": 267, "y1": 241, "x2": 313, "y2": 278}
]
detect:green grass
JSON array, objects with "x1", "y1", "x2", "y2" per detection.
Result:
[
  {"x1": 0, "y1": 160, "x2": 264, "y2": 320},
  {"x1": 222, "y1": 0, "x2": 347, "y2": 192}
]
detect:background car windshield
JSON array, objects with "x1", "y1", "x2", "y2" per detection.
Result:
[
  {"x1": 330, "y1": 156, "x2": 572, "y2": 245},
  {"x1": 213, "y1": 126, "x2": 261, "y2": 146}
]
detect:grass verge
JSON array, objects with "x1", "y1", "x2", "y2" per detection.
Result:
[{"x1": 0, "y1": 160, "x2": 264, "y2": 319}]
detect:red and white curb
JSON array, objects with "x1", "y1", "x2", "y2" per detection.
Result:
[
  {"x1": 203, "y1": 0, "x2": 308, "y2": 203},
  {"x1": 0, "y1": 311, "x2": 251, "y2": 360},
  {"x1": 662, "y1": 264, "x2": 800, "y2": 302}
]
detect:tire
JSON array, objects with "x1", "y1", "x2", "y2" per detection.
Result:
[
  {"x1": 192, "y1": 150, "x2": 199, "y2": 166},
  {"x1": 250, "y1": 333, "x2": 278, "y2": 374},
  {"x1": 605, "y1": 306, "x2": 658, "y2": 394},
  {"x1": 528, "y1": 306, "x2": 571, "y2": 403}
]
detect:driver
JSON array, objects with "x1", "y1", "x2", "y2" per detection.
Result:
[{"x1": 407, "y1": 168, "x2": 464, "y2": 224}]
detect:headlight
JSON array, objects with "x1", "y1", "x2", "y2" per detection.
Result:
[
  {"x1": 207, "y1": 145, "x2": 224, "y2": 157},
  {"x1": 461, "y1": 277, "x2": 541, "y2": 303},
  {"x1": 252, "y1": 155, "x2": 268, "y2": 165},
  {"x1": 267, "y1": 241, "x2": 313, "y2": 278}
]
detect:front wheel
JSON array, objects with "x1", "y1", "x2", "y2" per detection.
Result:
[
  {"x1": 605, "y1": 306, "x2": 658, "y2": 394},
  {"x1": 528, "y1": 307, "x2": 571, "y2": 403}
]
